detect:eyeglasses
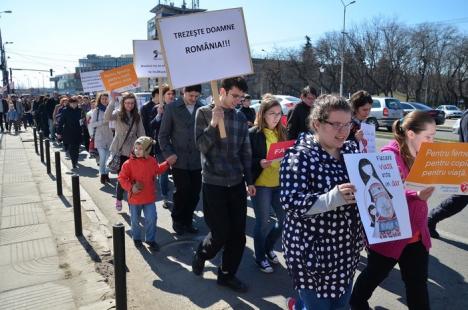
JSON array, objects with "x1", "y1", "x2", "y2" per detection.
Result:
[
  {"x1": 229, "y1": 93, "x2": 243, "y2": 99},
  {"x1": 322, "y1": 120, "x2": 352, "y2": 131},
  {"x1": 266, "y1": 112, "x2": 282, "y2": 118}
]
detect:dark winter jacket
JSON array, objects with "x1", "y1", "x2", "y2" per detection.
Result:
[
  {"x1": 240, "y1": 106, "x2": 256, "y2": 127},
  {"x1": 57, "y1": 107, "x2": 83, "y2": 144},
  {"x1": 286, "y1": 101, "x2": 311, "y2": 140},
  {"x1": 141, "y1": 100, "x2": 157, "y2": 137},
  {"x1": 159, "y1": 97, "x2": 203, "y2": 170},
  {"x1": 249, "y1": 127, "x2": 267, "y2": 182}
]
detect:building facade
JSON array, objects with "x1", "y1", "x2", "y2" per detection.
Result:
[
  {"x1": 78, "y1": 54, "x2": 133, "y2": 72},
  {"x1": 147, "y1": 3, "x2": 206, "y2": 40}
]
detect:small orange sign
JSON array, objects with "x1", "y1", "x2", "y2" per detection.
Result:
[
  {"x1": 406, "y1": 142, "x2": 468, "y2": 194},
  {"x1": 100, "y1": 64, "x2": 139, "y2": 91}
]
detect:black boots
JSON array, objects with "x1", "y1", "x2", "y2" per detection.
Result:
[{"x1": 100, "y1": 174, "x2": 110, "y2": 184}]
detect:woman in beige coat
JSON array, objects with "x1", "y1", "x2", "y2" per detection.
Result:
[{"x1": 105, "y1": 92, "x2": 145, "y2": 211}]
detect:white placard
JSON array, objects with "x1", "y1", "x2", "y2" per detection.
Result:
[
  {"x1": 359, "y1": 122, "x2": 376, "y2": 153},
  {"x1": 80, "y1": 70, "x2": 105, "y2": 93},
  {"x1": 157, "y1": 7, "x2": 254, "y2": 89},
  {"x1": 344, "y1": 153, "x2": 412, "y2": 244},
  {"x1": 133, "y1": 40, "x2": 167, "y2": 78}
]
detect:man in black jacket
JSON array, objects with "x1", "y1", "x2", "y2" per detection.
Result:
[
  {"x1": 0, "y1": 95, "x2": 7, "y2": 132},
  {"x1": 239, "y1": 94, "x2": 256, "y2": 127},
  {"x1": 159, "y1": 84, "x2": 203, "y2": 235},
  {"x1": 141, "y1": 87, "x2": 160, "y2": 137},
  {"x1": 286, "y1": 86, "x2": 317, "y2": 140},
  {"x1": 46, "y1": 93, "x2": 59, "y2": 139}
]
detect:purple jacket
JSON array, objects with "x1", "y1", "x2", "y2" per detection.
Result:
[{"x1": 369, "y1": 140, "x2": 431, "y2": 259}]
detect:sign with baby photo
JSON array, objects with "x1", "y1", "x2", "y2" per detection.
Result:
[
  {"x1": 344, "y1": 153, "x2": 412, "y2": 244},
  {"x1": 359, "y1": 122, "x2": 376, "y2": 153}
]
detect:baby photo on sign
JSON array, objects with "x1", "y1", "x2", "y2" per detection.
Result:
[
  {"x1": 359, "y1": 158, "x2": 400, "y2": 239},
  {"x1": 344, "y1": 153, "x2": 412, "y2": 244}
]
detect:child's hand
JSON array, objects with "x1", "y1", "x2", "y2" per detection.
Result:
[
  {"x1": 417, "y1": 186, "x2": 435, "y2": 201},
  {"x1": 132, "y1": 182, "x2": 143, "y2": 194},
  {"x1": 166, "y1": 154, "x2": 177, "y2": 166}
]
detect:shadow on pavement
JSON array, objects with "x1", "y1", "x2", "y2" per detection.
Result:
[
  {"x1": 59, "y1": 195, "x2": 72, "y2": 208},
  {"x1": 78, "y1": 235, "x2": 102, "y2": 263},
  {"x1": 437, "y1": 236, "x2": 468, "y2": 252},
  {"x1": 356, "y1": 248, "x2": 467, "y2": 309}
]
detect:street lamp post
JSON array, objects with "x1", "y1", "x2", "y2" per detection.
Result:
[
  {"x1": 339, "y1": 0, "x2": 355, "y2": 97},
  {"x1": 0, "y1": 10, "x2": 12, "y2": 93},
  {"x1": 319, "y1": 66, "x2": 325, "y2": 95}
]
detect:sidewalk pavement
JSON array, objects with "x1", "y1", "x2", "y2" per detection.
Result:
[{"x1": 0, "y1": 130, "x2": 115, "y2": 310}]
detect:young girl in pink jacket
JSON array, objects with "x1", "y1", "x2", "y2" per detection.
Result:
[{"x1": 350, "y1": 111, "x2": 436, "y2": 310}]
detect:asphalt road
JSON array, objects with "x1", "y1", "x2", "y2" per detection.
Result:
[
  {"x1": 375, "y1": 120, "x2": 460, "y2": 142},
  {"x1": 52, "y1": 130, "x2": 466, "y2": 310}
]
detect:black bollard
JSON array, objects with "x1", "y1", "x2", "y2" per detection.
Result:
[
  {"x1": 39, "y1": 131, "x2": 44, "y2": 163},
  {"x1": 113, "y1": 222, "x2": 127, "y2": 310},
  {"x1": 55, "y1": 151, "x2": 63, "y2": 196},
  {"x1": 72, "y1": 174, "x2": 82, "y2": 237},
  {"x1": 45, "y1": 139, "x2": 51, "y2": 174},
  {"x1": 33, "y1": 127, "x2": 38, "y2": 154}
]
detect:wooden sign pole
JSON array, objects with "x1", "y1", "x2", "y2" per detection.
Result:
[
  {"x1": 158, "y1": 77, "x2": 163, "y2": 106},
  {"x1": 210, "y1": 80, "x2": 227, "y2": 138}
]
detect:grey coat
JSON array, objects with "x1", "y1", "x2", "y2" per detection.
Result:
[
  {"x1": 158, "y1": 98, "x2": 203, "y2": 170},
  {"x1": 88, "y1": 107, "x2": 113, "y2": 149},
  {"x1": 104, "y1": 100, "x2": 145, "y2": 157}
]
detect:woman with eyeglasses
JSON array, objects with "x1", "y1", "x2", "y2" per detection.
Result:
[
  {"x1": 105, "y1": 92, "x2": 146, "y2": 211},
  {"x1": 249, "y1": 97, "x2": 287, "y2": 274},
  {"x1": 281, "y1": 95, "x2": 364, "y2": 310}
]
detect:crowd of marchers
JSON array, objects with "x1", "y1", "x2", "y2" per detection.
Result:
[{"x1": 1, "y1": 78, "x2": 466, "y2": 310}]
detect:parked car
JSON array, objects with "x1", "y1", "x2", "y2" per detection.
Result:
[
  {"x1": 401, "y1": 102, "x2": 445, "y2": 125},
  {"x1": 369, "y1": 97, "x2": 404, "y2": 131},
  {"x1": 250, "y1": 99, "x2": 261, "y2": 106},
  {"x1": 251, "y1": 100, "x2": 290, "y2": 126},
  {"x1": 452, "y1": 118, "x2": 461, "y2": 134},
  {"x1": 274, "y1": 95, "x2": 301, "y2": 111},
  {"x1": 436, "y1": 105, "x2": 463, "y2": 119}
]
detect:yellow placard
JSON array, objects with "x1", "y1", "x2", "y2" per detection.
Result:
[
  {"x1": 406, "y1": 142, "x2": 468, "y2": 194},
  {"x1": 100, "y1": 64, "x2": 139, "y2": 91}
]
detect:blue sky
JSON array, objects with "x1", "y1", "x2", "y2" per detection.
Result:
[{"x1": 1, "y1": 0, "x2": 467, "y2": 89}]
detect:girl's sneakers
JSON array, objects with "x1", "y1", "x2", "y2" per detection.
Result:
[
  {"x1": 267, "y1": 250, "x2": 279, "y2": 264},
  {"x1": 115, "y1": 200, "x2": 122, "y2": 212},
  {"x1": 257, "y1": 259, "x2": 274, "y2": 273}
]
